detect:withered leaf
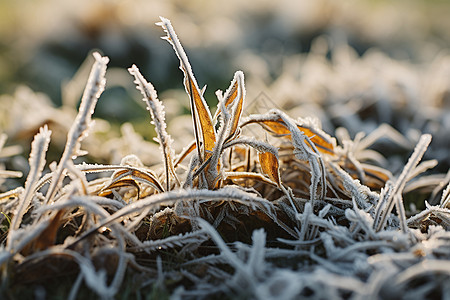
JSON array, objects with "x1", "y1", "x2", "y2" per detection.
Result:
[
  {"x1": 215, "y1": 71, "x2": 246, "y2": 142},
  {"x1": 213, "y1": 75, "x2": 238, "y2": 118},
  {"x1": 243, "y1": 118, "x2": 335, "y2": 155},
  {"x1": 259, "y1": 151, "x2": 282, "y2": 187},
  {"x1": 225, "y1": 171, "x2": 278, "y2": 187},
  {"x1": 228, "y1": 72, "x2": 245, "y2": 141},
  {"x1": 21, "y1": 210, "x2": 65, "y2": 256},
  {"x1": 130, "y1": 169, "x2": 164, "y2": 192},
  {"x1": 98, "y1": 179, "x2": 140, "y2": 198},
  {"x1": 186, "y1": 75, "x2": 216, "y2": 157},
  {"x1": 174, "y1": 140, "x2": 197, "y2": 167},
  {"x1": 158, "y1": 17, "x2": 216, "y2": 162},
  {"x1": 100, "y1": 168, "x2": 164, "y2": 196},
  {"x1": 361, "y1": 163, "x2": 392, "y2": 189}
]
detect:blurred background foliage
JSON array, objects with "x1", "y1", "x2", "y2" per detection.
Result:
[
  {"x1": 0, "y1": 0, "x2": 449, "y2": 185},
  {"x1": 1, "y1": 0, "x2": 450, "y2": 109}
]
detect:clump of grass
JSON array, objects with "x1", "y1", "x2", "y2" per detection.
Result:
[{"x1": 0, "y1": 17, "x2": 449, "y2": 299}]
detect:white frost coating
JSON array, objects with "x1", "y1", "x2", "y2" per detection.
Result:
[
  {"x1": 128, "y1": 64, "x2": 178, "y2": 191},
  {"x1": 375, "y1": 134, "x2": 432, "y2": 232},
  {"x1": 206, "y1": 70, "x2": 246, "y2": 184},
  {"x1": 9, "y1": 125, "x2": 51, "y2": 237},
  {"x1": 44, "y1": 52, "x2": 109, "y2": 205},
  {"x1": 224, "y1": 136, "x2": 279, "y2": 157}
]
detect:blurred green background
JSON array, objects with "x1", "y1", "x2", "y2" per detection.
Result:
[{"x1": 1, "y1": 0, "x2": 449, "y2": 111}]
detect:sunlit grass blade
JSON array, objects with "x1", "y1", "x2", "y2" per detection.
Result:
[
  {"x1": 360, "y1": 163, "x2": 392, "y2": 189},
  {"x1": 157, "y1": 17, "x2": 216, "y2": 165}
]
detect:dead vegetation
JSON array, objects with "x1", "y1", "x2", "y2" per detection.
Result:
[{"x1": 0, "y1": 17, "x2": 449, "y2": 299}]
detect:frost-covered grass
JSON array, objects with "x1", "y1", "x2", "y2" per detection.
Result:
[{"x1": 0, "y1": 16, "x2": 450, "y2": 300}]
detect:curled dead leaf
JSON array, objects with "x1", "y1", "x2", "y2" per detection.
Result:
[{"x1": 259, "y1": 151, "x2": 282, "y2": 187}]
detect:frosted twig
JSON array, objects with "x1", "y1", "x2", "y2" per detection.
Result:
[
  {"x1": 356, "y1": 123, "x2": 413, "y2": 152},
  {"x1": 224, "y1": 136, "x2": 278, "y2": 155}
]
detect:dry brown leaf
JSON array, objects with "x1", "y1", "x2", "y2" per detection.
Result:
[
  {"x1": 130, "y1": 169, "x2": 164, "y2": 192},
  {"x1": 361, "y1": 164, "x2": 392, "y2": 189},
  {"x1": 228, "y1": 76, "x2": 245, "y2": 141},
  {"x1": 216, "y1": 71, "x2": 245, "y2": 142},
  {"x1": 243, "y1": 118, "x2": 335, "y2": 155},
  {"x1": 225, "y1": 171, "x2": 278, "y2": 187},
  {"x1": 174, "y1": 140, "x2": 196, "y2": 167},
  {"x1": 259, "y1": 151, "x2": 282, "y2": 187},
  {"x1": 21, "y1": 210, "x2": 65, "y2": 256},
  {"x1": 215, "y1": 78, "x2": 238, "y2": 116},
  {"x1": 98, "y1": 179, "x2": 140, "y2": 198},
  {"x1": 158, "y1": 17, "x2": 216, "y2": 163},
  {"x1": 185, "y1": 75, "x2": 216, "y2": 158},
  {"x1": 99, "y1": 168, "x2": 164, "y2": 197}
]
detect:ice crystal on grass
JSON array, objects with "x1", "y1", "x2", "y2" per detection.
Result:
[
  {"x1": 128, "y1": 65, "x2": 178, "y2": 191},
  {"x1": 8, "y1": 126, "x2": 51, "y2": 242},
  {"x1": 0, "y1": 16, "x2": 449, "y2": 300},
  {"x1": 44, "y1": 52, "x2": 109, "y2": 205}
]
